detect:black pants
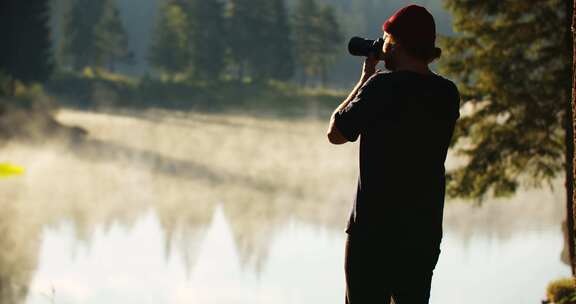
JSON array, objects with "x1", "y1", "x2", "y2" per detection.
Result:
[{"x1": 344, "y1": 233, "x2": 441, "y2": 304}]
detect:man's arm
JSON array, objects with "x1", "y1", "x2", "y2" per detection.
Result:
[
  {"x1": 326, "y1": 55, "x2": 379, "y2": 145},
  {"x1": 326, "y1": 76, "x2": 371, "y2": 144}
]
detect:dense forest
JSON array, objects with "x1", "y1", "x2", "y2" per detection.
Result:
[{"x1": 48, "y1": 0, "x2": 453, "y2": 86}]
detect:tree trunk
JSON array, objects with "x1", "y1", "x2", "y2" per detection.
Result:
[
  {"x1": 565, "y1": 90, "x2": 575, "y2": 277},
  {"x1": 568, "y1": 0, "x2": 576, "y2": 276},
  {"x1": 567, "y1": 92, "x2": 575, "y2": 278}
]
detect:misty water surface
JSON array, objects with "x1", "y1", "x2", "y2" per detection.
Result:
[{"x1": 0, "y1": 108, "x2": 571, "y2": 304}]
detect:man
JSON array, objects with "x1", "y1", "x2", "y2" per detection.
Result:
[{"x1": 326, "y1": 5, "x2": 460, "y2": 304}]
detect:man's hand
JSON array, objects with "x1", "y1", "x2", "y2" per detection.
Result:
[{"x1": 361, "y1": 53, "x2": 381, "y2": 80}]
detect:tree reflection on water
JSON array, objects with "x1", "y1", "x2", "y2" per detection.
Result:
[{"x1": 0, "y1": 109, "x2": 567, "y2": 303}]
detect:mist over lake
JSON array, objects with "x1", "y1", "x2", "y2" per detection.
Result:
[{"x1": 0, "y1": 108, "x2": 570, "y2": 303}]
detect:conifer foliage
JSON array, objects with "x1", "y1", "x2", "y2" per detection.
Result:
[
  {"x1": 292, "y1": 0, "x2": 342, "y2": 85},
  {"x1": 440, "y1": 1, "x2": 571, "y2": 199},
  {"x1": 182, "y1": 0, "x2": 227, "y2": 81},
  {"x1": 149, "y1": 0, "x2": 341, "y2": 84},
  {"x1": 62, "y1": 0, "x2": 131, "y2": 71},
  {"x1": 442, "y1": 0, "x2": 575, "y2": 273},
  {"x1": 148, "y1": 1, "x2": 191, "y2": 78},
  {"x1": 220, "y1": 0, "x2": 295, "y2": 81},
  {"x1": 0, "y1": 0, "x2": 53, "y2": 94},
  {"x1": 94, "y1": 0, "x2": 132, "y2": 72}
]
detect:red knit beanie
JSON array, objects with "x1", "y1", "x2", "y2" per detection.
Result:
[{"x1": 382, "y1": 5, "x2": 436, "y2": 54}]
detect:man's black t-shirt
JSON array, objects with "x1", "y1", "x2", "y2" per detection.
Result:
[{"x1": 334, "y1": 70, "x2": 460, "y2": 247}]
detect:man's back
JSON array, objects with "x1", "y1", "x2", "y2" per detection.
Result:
[{"x1": 335, "y1": 70, "x2": 460, "y2": 244}]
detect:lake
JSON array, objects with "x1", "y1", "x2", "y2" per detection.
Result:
[{"x1": 0, "y1": 108, "x2": 570, "y2": 304}]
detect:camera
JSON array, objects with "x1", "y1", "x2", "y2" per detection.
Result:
[{"x1": 348, "y1": 37, "x2": 384, "y2": 58}]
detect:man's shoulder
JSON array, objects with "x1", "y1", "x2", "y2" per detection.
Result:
[
  {"x1": 362, "y1": 71, "x2": 460, "y2": 98},
  {"x1": 434, "y1": 74, "x2": 459, "y2": 91},
  {"x1": 432, "y1": 74, "x2": 460, "y2": 100},
  {"x1": 361, "y1": 71, "x2": 394, "y2": 92},
  {"x1": 368, "y1": 71, "x2": 395, "y2": 83}
]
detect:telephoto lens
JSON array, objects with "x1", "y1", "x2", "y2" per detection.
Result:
[{"x1": 348, "y1": 37, "x2": 384, "y2": 57}]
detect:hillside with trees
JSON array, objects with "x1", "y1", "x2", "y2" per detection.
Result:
[{"x1": 48, "y1": 0, "x2": 453, "y2": 87}]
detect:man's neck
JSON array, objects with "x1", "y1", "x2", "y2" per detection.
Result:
[{"x1": 394, "y1": 60, "x2": 432, "y2": 75}]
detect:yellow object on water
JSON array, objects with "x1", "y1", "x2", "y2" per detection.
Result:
[{"x1": 0, "y1": 163, "x2": 24, "y2": 178}]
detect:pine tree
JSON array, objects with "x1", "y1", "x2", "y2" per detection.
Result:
[
  {"x1": 292, "y1": 0, "x2": 342, "y2": 86},
  {"x1": 258, "y1": 0, "x2": 295, "y2": 81},
  {"x1": 182, "y1": 0, "x2": 226, "y2": 81},
  {"x1": 441, "y1": 0, "x2": 570, "y2": 197},
  {"x1": 0, "y1": 0, "x2": 53, "y2": 95},
  {"x1": 61, "y1": 0, "x2": 106, "y2": 70},
  {"x1": 441, "y1": 0, "x2": 574, "y2": 268},
  {"x1": 226, "y1": 0, "x2": 264, "y2": 81},
  {"x1": 317, "y1": 5, "x2": 343, "y2": 87},
  {"x1": 226, "y1": 0, "x2": 251, "y2": 80},
  {"x1": 292, "y1": 0, "x2": 322, "y2": 85},
  {"x1": 148, "y1": 2, "x2": 191, "y2": 79},
  {"x1": 94, "y1": 0, "x2": 132, "y2": 72},
  {"x1": 226, "y1": 0, "x2": 294, "y2": 82}
]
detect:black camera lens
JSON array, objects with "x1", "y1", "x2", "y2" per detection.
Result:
[{"x1": 348, "y1": 36, "x2": 384, "y2": 57}]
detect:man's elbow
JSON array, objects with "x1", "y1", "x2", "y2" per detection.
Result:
[{"x1": 327, "y1": 130, "x2": 348, "y2": 145}]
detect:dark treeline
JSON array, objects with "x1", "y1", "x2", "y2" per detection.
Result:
[
  {"x1": 0, "y1": 0, "x2": 89, "y2": 144},
  {"x1": 58, "y1": 0, "x2": 343, "y2": 87},
  {"x1": 48, "y1": 0, "x2": 452, "y2": 87},
  {"x1": 0, "y1": 0, "x2": 454, "y2": 102},
  {"x1": 61, "y1": 0, "x2": 133, "y2": 72},
  {"x1": 0, "y1": 0, "x2": 455, "y2": 101},
  {"x1": 0, "y1": 0, "x2": 53, "y2": 96}
]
